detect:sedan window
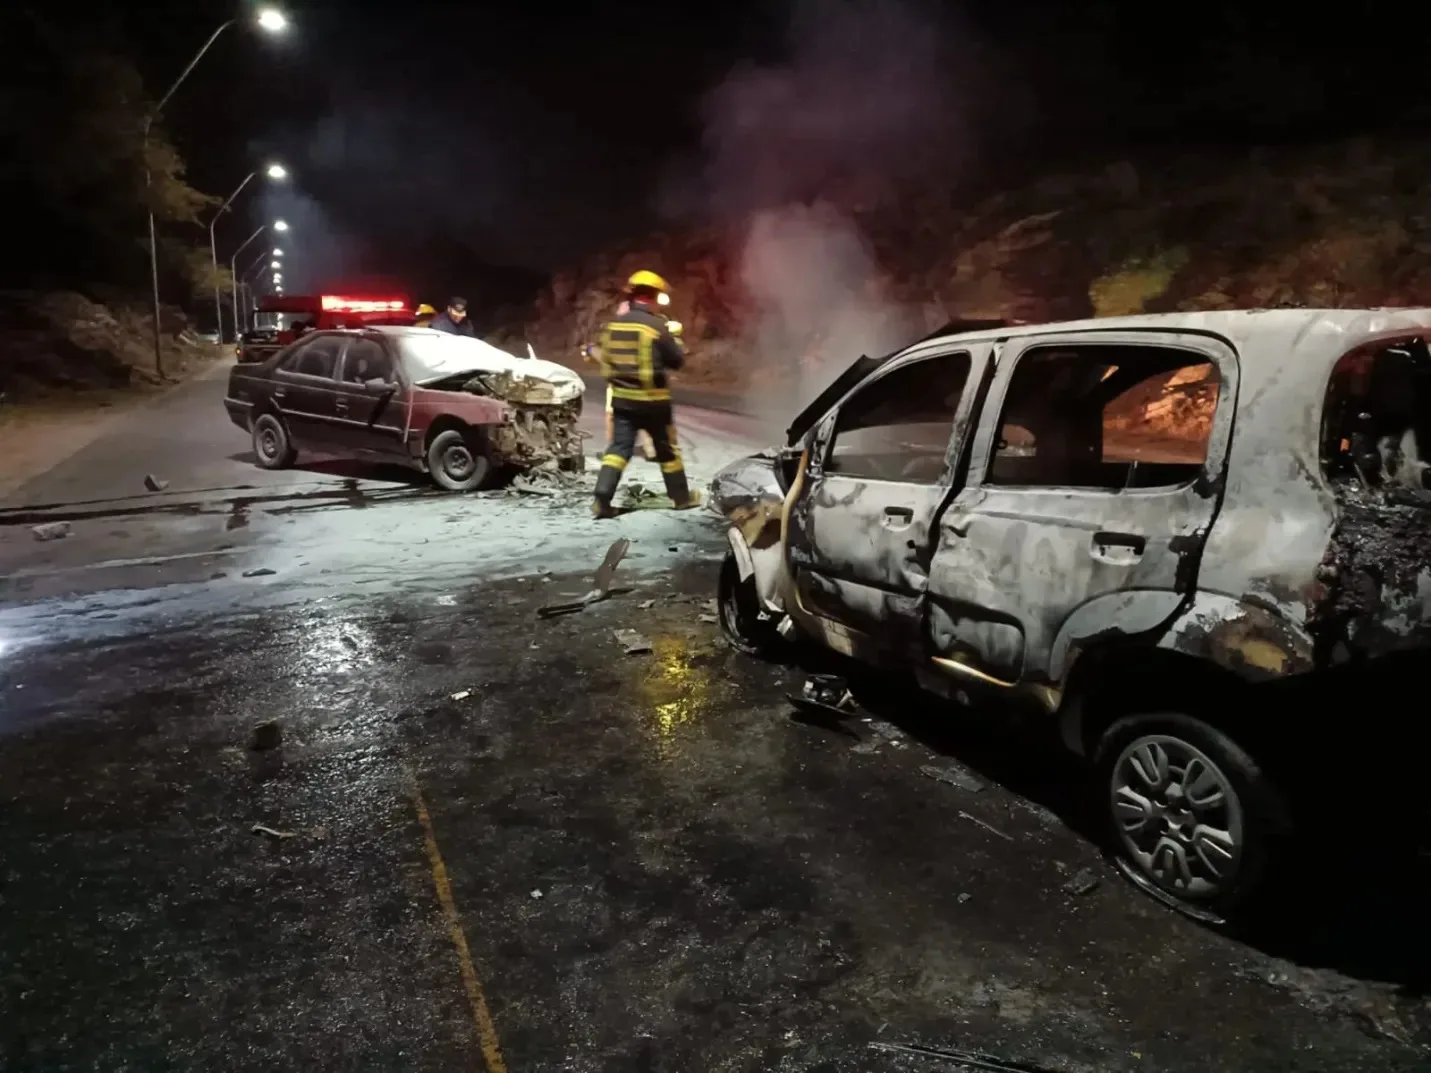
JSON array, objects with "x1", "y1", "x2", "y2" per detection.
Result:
[
  {"x1": 340, "y1": 339, "x2": 395, "y2": 384},
  {"x1": 282, "y1": 336, "x2": 343, "y2": 380}
]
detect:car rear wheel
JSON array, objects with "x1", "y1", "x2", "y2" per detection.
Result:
[
  {"x1": 427, "y1": 428, "x2": 493, "y2": 492},
  {"x1": 718, "y1": 550, "x2": 783, "y2": 656},
  {"x1": 252, "y1": 413, "x2": 296, "y2": 469},
  {"x1": 1094, "y1": 711, "x2": 1288, "y2": 923}
]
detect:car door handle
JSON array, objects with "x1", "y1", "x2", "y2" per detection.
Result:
[
  {"x1": 334, "y1": 399, "x2": 348, "y2": 412},
  {"x1": 273, "y1": 387, "x2": 286, "y2": 399},
  {"x1": 1091, "y1": 530, "x2": 1146, "y2": 562},
  {"x1": 881, "y1": 506, "x2": 914, "y2": 528}
]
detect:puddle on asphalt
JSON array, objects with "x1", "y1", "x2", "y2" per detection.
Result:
[{"x1": 634, "y1": 633, "x2": 726, "y2": 762}]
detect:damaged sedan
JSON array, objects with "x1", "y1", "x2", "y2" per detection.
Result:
[
  {"x1": 711, "y1": 308, "x2": 1431, "y2": 920},
  {"x1": 225, "y1": 326, "x2": 586, "y2": 490}
]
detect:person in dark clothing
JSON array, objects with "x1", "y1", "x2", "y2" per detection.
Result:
[
  {"x1": 429, "y1": 296, "x2": 475, "y2": 336},
  {"x1": 589, "y1": 270, "x2": 699, "y2": 518}
]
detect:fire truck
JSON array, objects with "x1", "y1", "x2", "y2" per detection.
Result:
[{"x1": 236, "y1": 295, "x2": 418, "y2": 363}]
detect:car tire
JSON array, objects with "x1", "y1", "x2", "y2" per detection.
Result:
[
  {"x1": 717, "y1": 549, "x2": 783, "y2": 656},
  {"x1": 1094, "y1": 711, "x2": 1289, "y2": 924},
  {"x1": 252, "y1": 412, "x2": 296, "y2": 470},
  {"x1": 427, "y1": 427, "x2": 493, "y2": 492}
]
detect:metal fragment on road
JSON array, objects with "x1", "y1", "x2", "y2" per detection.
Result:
[
  {"x1": 242, "y1": 567, "x2": 277, "y2": 578},
  {"x1": 31, "y1": 521, "x2": 71, "y2": 541},
  {"x1": 697, "y1": 613, "x2": 717, "y2": 624},
  {"x1": 450, "y1": 690, "x2": 472, "y2": 701},
  {"x1": 920, "y1": 763, "x2": 986, "y2": 793},
  {"x1": 614, "y1": 628, "x2": 652, "y2": 654},
  {"x1": 868, "y1": 1040, "x2": 1067, "y2": 1073},
  {"x1": 958, "y1": 810, "x2": 1013, "y2": 842},
  {"x1": 537, "y1": 537, "x2": 630, "y2": 617},
  {"x1": 638, "y1": 599, "x2": 656, "y2": 610},
  {"x1": 143, "y1": 474, "x2": 170, "y2": 492},
  {"x1": 251, "y1": 824, "x2": 296, "y2": 840},
  {"x1": 1062, "y1": 867, "x2": 1100, "y2": 896}
]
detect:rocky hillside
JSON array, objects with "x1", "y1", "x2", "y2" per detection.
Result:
[
  {"x1": 502, "y1": 138, "x2": 1431, "y2": 403},
  {"x1": 0, "y1": 291, "x2": 221, "y2": 401}
]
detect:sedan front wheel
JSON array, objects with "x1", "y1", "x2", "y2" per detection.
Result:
[{"x1": 427, "y1": 428, "x2": 493, "y2": 492}]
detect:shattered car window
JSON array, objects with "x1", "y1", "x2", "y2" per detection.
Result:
[
  {"x1": 987, "y1": 344, "x2": 1219, "y2": 491},
  {"x1": 826, "y1": 352, "x2": 970, "y2": 483},
  {"x1": 1322, "y1": 336, "x2": 1431, "y2": 500}
]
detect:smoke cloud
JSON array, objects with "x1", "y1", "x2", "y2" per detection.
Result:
[{"x1": 688, "y1": 0, "x2": 961, "y2": 420}]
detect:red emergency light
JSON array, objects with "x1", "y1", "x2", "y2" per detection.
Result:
[{"x1": 320, "y1": 295, "x2": 407, "y2": 313}]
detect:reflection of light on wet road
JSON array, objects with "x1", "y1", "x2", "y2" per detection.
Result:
[
  {"x1": 637, "y1": 634, "x2": 715, "y2": 761},
  {"x1": 298, "y1": 613, "x2": 375, "y2": 676}
]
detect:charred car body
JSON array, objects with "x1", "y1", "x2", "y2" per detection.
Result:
[
  {"x1": 712, "y1": 308, "x2": 1431, "y2": 919},
  {"x1": 225, "y1": 326, "x2": 585, "y2": 490}
]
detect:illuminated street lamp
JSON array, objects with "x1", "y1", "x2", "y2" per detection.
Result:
[
  {"x1": 207, "y1": 161, "x2": 288, "y2": 342},
  {"x1": 145, "y1": 7, "x2": 290, "y2": 372},
  {"x1": 230, "y1": 222, "x2": 288, "y2": 335},
  {"x1": 272, "y1": 248, "x2": 284, "y2": 257}
]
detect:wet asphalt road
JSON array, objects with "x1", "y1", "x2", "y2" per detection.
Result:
[{"x1": 1, "y1": 365, "x2": 1429, "y2": 1071}]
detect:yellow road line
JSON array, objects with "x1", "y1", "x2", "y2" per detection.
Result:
[{"x1": 408, "y1": 770, "x2": 508, "y2": 1073}]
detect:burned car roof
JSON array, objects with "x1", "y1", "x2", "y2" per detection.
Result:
[{"x1": 372, "y1": 327, "x2": 584, "y2": 401}]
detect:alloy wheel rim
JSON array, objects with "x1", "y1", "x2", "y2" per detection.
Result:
[
  {"x1": 1111, "y1": 735, "x2": 1243, "y2": 899},
  {"x1": 258, "y1": 426, "x2": 279, "y2": 460}
]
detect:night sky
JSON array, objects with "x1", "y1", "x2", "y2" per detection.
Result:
[{"x1": 121, "y1": 0, "x2": 1431, "y2": 304}]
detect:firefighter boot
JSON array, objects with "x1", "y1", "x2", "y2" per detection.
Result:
[
  {"x1": 591, "y1": 459, "x2": 623, "y2": 519},
  {"x1": 661, "y1": 466, "x2": 702, "y2": 511}
]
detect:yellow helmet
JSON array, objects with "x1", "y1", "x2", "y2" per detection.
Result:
[
  {"x1": 416, "y1": 303, "x2": 437, "y2": 316},
  {"x1": 626, "y1": 270, "x2": 670, "y2": 295}
]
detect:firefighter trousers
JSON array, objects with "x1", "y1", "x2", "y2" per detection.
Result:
[{"x1": 593, "y1": 400, "x2": 692, "y2": 508}]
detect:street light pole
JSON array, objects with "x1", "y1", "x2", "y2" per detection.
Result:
[
  {"x1": 143, "y1": 19, "x2": 237, "y2": 380},
  {"x1": 207, "y1": 163, "x2": 287, "y2": 343},
  {"x1": 208, "y1": 169, "x2": 255, "y2": 343},
  {"x1": 229, "y1": 224, "x2": 268, "y2": 338}
]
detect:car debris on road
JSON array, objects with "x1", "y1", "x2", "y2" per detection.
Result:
[{"x1": 30, "y1": 521, "x2": 71, "y2": 541}]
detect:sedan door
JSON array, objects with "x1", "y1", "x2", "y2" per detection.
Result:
[
  {"x1": 331, "y1": 336, "x2": 409, "y2": 457},
  {"x1": 923, "y1": 330, "x2": 1238, "y2": 689},
  {"x1": 273, "y1": 334, "x2": 346, "y2": 450},
  {"x1": 783, "y1": 343, "x2": 990, "y2": 658}
]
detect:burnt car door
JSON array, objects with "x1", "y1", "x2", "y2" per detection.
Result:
[
  {"x1": 923, "y1": 330, "x2": 1239, "y2": 687},
  {"x1": 784, "y1": 342, "x2": 992, "y2": 656},
  {"x1": 273, "y1": 334, "x2": 346, "y2": 449},
  {"x1": 331, "y1": 336, "x2": 409, "y2": 457}
]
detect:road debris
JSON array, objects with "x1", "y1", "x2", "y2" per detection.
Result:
[
  {"x1": 143, "y1": 474, "x2": 170, "y2": 492},
  {"x1": 250, "y1": 721, "x2": 282, "y2": 752},
  {"x1": 450, "y1": 690, "x2": 472, "y2": 701},
  {"x1": 957, "y1": 892, "x2": 972, "y2": 904},
  {"x1": 958, "y1": 810, "x2": 1014, "y2": 842},
  {"x1": 242, "y1": 568, "x2": 277, "y2": 578},
  {"x1": 529, "y1": 889, "x2": 544, "y2": 900},
  {"x1": 251, "y1": 824, "x2": 296, "y2": 840},
  {"x1": 868, "y1": 1041, "x2": 1066, "y2": 1073},
  {"x1": 30, "y1": 521, "x2": 71, "y2": 541},
  {"x1": 698, "y1": 613, "x2": 718, "y2": 624},
  {"x1": 1062, "y1": 867, "x2": 1101, "y2": 896},
  {"x1": 920, "y1": 763, "x2": 986, "y2": 793},
  {"x1": 638, "y1": 599, "x2": 656, "y2": 610},
  {"x1": 614, "y1": 629, "x2": 652, "y2": 654},
  {"x1": 537, "y1": 537, "x2": 630, "y2": 617},
  {"x1": 788, "y1": 675, "x2": 864, "y2": 739}
]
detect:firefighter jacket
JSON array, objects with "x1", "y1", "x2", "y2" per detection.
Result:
[{"x1": 594, "y1": 300, "x2": 685, "y2": 403}]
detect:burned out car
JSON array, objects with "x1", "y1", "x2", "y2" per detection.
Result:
[
  {"x1": 712, "y1": 308, "x2": 1431, "y2": 919},
  {"x1": 225, "y1": 326, "x2": 585, "y2": 490}
]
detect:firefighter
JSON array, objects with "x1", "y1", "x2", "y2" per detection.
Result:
[
  {"x1": 414, "y1": 303, "x2": 437, "y2": 328},
  {"x1": 590, "y1": 270, "x2": 699, "y2": 518}
]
